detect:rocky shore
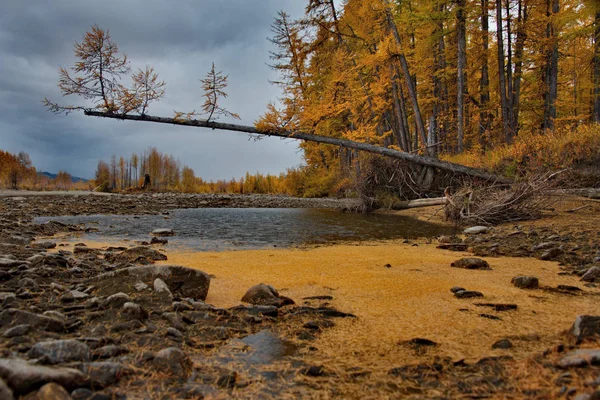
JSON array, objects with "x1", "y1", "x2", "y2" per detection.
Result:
[{"x1": 0, "y1": 192, "x2": 598, "y2": 399}]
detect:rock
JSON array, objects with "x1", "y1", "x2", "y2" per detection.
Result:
[
  {"x1": 151, "y1": 229, "x2": 174, "y2": 237},
  {"x1": 3, "y1": 324, "x2": 31, "y2": 338},
  {"x1": 88, "y1": 265, "x2": 211, "y2": 301},
  {"x1": 558, "y1": 349, "x2": 600, "y2": 368},
  {"x1": 150, "y1": 237, "x2": 168, "y2": 245},
  {"x1": 107, "y1": 246, "x2": 167, "y2": 264},
  {"x1": 0, "y1": 358, "x2": 87, "y2": 395},
  {"x1": 101, "y1": 293, "x2": 130, "y2": 309},
  {"x1": 42, "y1": 311, "x2": 67, "y2": 322},
  {"x1": 0, "y1": 309, "x2": 65, "y2": 332},
  {"x1": 451, "y1": 286, "x2": 466, "y2": 293},
  {"x1": 70, "y1": 388, "x2": 93, "y2": 400},
  {"x1": 29, "y1": 340, "x2": 91, "y2": 365},
  {"x1": 464, "y1": 226, "x2": 489, "y2": 235},
  {"x1": 572, "y1": 315, "x2": 600, "y2": 343},
  {"x1": 511, "y1": 276, "x2": 539, "y2": 289},
  {"x1": 540, "y1": 248, "x2": 563, "y2": 260},
  {"x1": 60, "y1": 291, "x2": 89, "y2": 303},
  {"x1": 152, "y1": 348, "x2": 192, "y2": 375},
  {"x1": 91, "y1": 345, "x2": 128, "y2": 360},
  {"x1": 454, "y1": 290, "x2": 484, "y2": 299},
  {"x1": 153, "y1": 278, "x2": 172, "y2": 297},
  {"x1": 121, "y1": 302, "x2": 148, "y2": 321},
  {"x1": 531, "y1": 242, "x2": 556, "y2": 251},
  {"x1": 77, "y1": 362, "x2": 132, "y2": 388},
  {"x1": 133, "y1": 282, "x2": 149, "y2": 292},
  {"x1": 582, "y1": 266, "x2": 600, "y2": 283},
  {"x1": 162, "y1": 312, "x2": 187, "y2": 331},
  {"x1": 32, "y1": 242, "x2": 57, "y2": 250},
  {"x1": 166, "y1": 327, "x2": 184, "y2": 340},
  {"x1": 451, "y1": 258, "x2": 491, "y2": 270},
  {"x1": 0, "y1": 378, "x2": 13, "y2": 400},
  {"x1": 492, "y1": 339, "x2": 513, "y2": 349},
  {"x1": 110, "y1": 320, "x2": 144, "y2": 333},
  {"x1": 36, "y1": 382, "x2": 71, "y2": 400},
  {"x1": 301, "y1": 365, "x2": 325, "y2": 377},
  {"x1": 241, "y1": 283, "x2": 295, "y2": 307},
  {"x1": 0, "y1": 258, "x2": 26, "y2": 268},
  {"x1": 73, "y1": 246, "x2": 95, "y2": 254}
]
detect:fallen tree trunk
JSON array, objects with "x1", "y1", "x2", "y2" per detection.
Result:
[
  {"x1": 84, "y1": 111, "x2": 512, "y2": 183},
  {"x1": 392, "y1": 197, "x2": 447, "y2": 210}
]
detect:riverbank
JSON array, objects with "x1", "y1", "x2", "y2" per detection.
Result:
[{"x1": 0, "y1": 193, "x2": 598, "y2": 398}]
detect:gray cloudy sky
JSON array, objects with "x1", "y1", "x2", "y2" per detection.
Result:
[{"x1": 0, "y1": 0, "x2": 308, "y2": 180}]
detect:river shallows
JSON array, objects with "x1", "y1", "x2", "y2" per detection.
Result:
[{"x1": 35, "y1": 208, "x2": 456, "y2": 251}]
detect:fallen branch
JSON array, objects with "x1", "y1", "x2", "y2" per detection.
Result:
[
  {"x1": 84, "y1": 111, "x2": 513, "y2": 183},
  {"x1": 392, "y1": 197, "x2": 447, "y2": 210}
]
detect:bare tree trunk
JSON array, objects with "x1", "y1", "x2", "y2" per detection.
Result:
[
  {"x1": 456, "y1": 0, "x2": 467, "y2": 153},
  {"x1": 594, "y1": 8, "x2": 600, "y2": 123},
  {"x1": 479, "y1": 0, "x2": 490, "y2": 149},
  {"x1": 85, "y1": 111, "x2": 512, "y2": 183},
  {"x1": 390, "y1": 64, "x2": 410, "y2": 151},
  {"x1": 543, "y1": 0, "x2": 559, "y2": 131},
  {"x1": 511, "y1": 0, "x2": 527, "y2": 135},
  {"x1": 385, "y1": 7, "x2": 428, "y2": 147},
  {"x1": 496, "y1": 0, "x2": 512, "y2": 143}
]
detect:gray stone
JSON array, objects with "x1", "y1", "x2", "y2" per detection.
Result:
[
  {"x1": 241, "y1": 283, "x2": 295, "y2": 307},
  {"x1": 0, "y1": 358, "x2": 87, "y2": 395},
  {"x1": 454, "y1": 290, "x2": 484, "y2": 299},
  {"x1": 42, "y1": 311, "x2": 67, "y2": 321},
  {"x1": 108, "y1": 246, "x2": 167, "y2": 264},
  {"x1": 88, "y1": 265, "x2": 211, "y2": 301},
  {"x1": 511, "y1": 276, "x2": 539, "y2": 289},
  {"x1": 572, "y1": 315, "x2": 600, "y2": 343},
  {"x1": 28, "y1": 339, "x2": 91, "y2": 364},
  {"x1": 162, "y1": 312, "x2": 186, "y2": 331},
  {"x1": 121, "y1": 302, "x2": 148, "y2": 321},
  {"x1": 151, "y1": 228, "x2": 175, "y2": 237},
  {"x1": 451, "y1": 258, "x2": 491, "y2": 270},
  {"x1": 464, "y1": 226, "x2": 489, "y2": 235},
  {"x1": 540, "y1": 248, "x2": 563, "y2": 260},
  {"x1": 0, "y1": 378, "x2": 13, "y2": 400},
  {"x1": 450, "y1": 287, "x2": 466, "y2": 293},
  {"x1": 0, "y1": 309, "x2": 65, "y2": 332},
  {"x1": 531, "y1": 242, "x2": 556, "y2": 251},
  {"x1": 77, "y1": 362, "x2": 133, "y2": 388},
  {"x1": 492, "y1": 339, "x2": 513, "y2": 349},
  {"x1": 134, "y1": 281, "x2": 149, "y2": 292},
  {"x1": 71, "y1": 388, "x2": 94, "y2": 400},
  {"x1": 558, "y1": 349, "x2": 600, "y2": 368},
  {"x1": 31, "y1": 242, "x2": 57, "y2": 250},
  {"x1": 101, "y1": 293, "x2": 130, "y2": 309},
  {"x1": 36, "y1": 382, "x2": 71, "y2": 400},
  {"x1": 167, "y1": 327, "x2": 184, "y2": 339},
  {"x1": 152, "y1": 348, "x2": 192, "y2": 375},
  {"x1": 582, "y1": 266, "x2": 600, "y2": 283},
  {"x1": 153, "y1": 278, "x2": 172, "y2": 297},
  {"x1": 3, "y1": 324, "x2": 31, "y2": 338},
  {"x1": 0, "y1": 258, "x2": 25, "y2": 268},
  {"x1": 91, "y1": 345, "x2": 128, "y2": 360}
]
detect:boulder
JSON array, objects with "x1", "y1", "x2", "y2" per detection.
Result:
[
  {"x1": 571, "y1": 315, "x2": 600, "y2": 343},
  {"x1": 511, "y1": 276, "x2": 539, "y2": 289},
  {"x1": 0, "y1": 358, "x2": 87, "y2": 395},
  {"x1": 451, "y1": 258, "x2": 491, "y2": 270},
  {"x1": 89, "y1": 265, "x2": 210, "y2": 301},
  {"x1": 241, "y1": 283, "x2": 295, "y2": 307},
  {"x1": 558, "y1": 349, "x2": 600, "y2": 368},
  {"x1": 454, "y1": 290, "x2": 484, "y2": 299},
  {"x1": 28, "y1": 340, "x2": 91, "y2": 365},
  {"x1": 582, "y1": 266, "x2": 600, "y2": 283}
]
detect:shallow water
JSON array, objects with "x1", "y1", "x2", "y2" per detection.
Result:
[{"x1": 34, "y1": 208, "x2": 456, "y2": 251}]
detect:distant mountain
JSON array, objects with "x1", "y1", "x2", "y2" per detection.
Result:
[{"x1": 39, "y1": 171, "x2": 89, "y2": 183}]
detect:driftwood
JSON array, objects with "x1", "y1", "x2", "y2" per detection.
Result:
[
  {"x1": 84, "y1": 111, "x2": 512, "y2": 183},
  {"x1": 392, "y1": 197, "x2": 447, "y2": 210}
]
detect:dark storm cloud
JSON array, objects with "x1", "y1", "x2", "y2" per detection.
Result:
[{"x1": 0, "y1": 0, "x2": 306, "y2": 179}]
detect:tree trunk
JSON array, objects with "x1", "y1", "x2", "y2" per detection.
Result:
[
  {"x1": 594, "y1": 8, "x2": 600, "y2": 123},
  {"x1": 85, "y1": 111, "x2": 512, "y2": 183},
  {"x1": 390, "y1": 64, "x2": 410, "y2": 151},
  {"x1": 511, "y1": 0, "x2": 527, "y2": 135},
  {"x1": 543, "y1": 0, "x2": 559, "y2": 131},
  {"x1": 456, "y1": 0, "x2": 467, "y2": 153},
  {"x1": 479, "y1": 0, "x2": 490, "y2": 149},
  {"x1": 385, "y1": 7, "x2": 428, "y2": 147},
  {"x1": 496, "y1": 0, "x2": 511, "y2": 143}
]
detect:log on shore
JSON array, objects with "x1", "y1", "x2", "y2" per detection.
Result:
[
  {"x1": 392, "y1": 197, "x2": 447, "y2": 210},
  {"x1": 84, "y1": 111, "x2": 513, "y2": 184}
]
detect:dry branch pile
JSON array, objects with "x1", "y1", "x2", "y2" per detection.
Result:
[{"x1": 444, "y1": 173, "x2": 562, "y2": 225}]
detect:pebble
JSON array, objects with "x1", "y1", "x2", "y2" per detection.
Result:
[
  {"x1": 36, "y1": 382, "x2": 71, "y2": 400},
  {"x1": 152, "y1": 348, "x2": 192, "y2": 375}
]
